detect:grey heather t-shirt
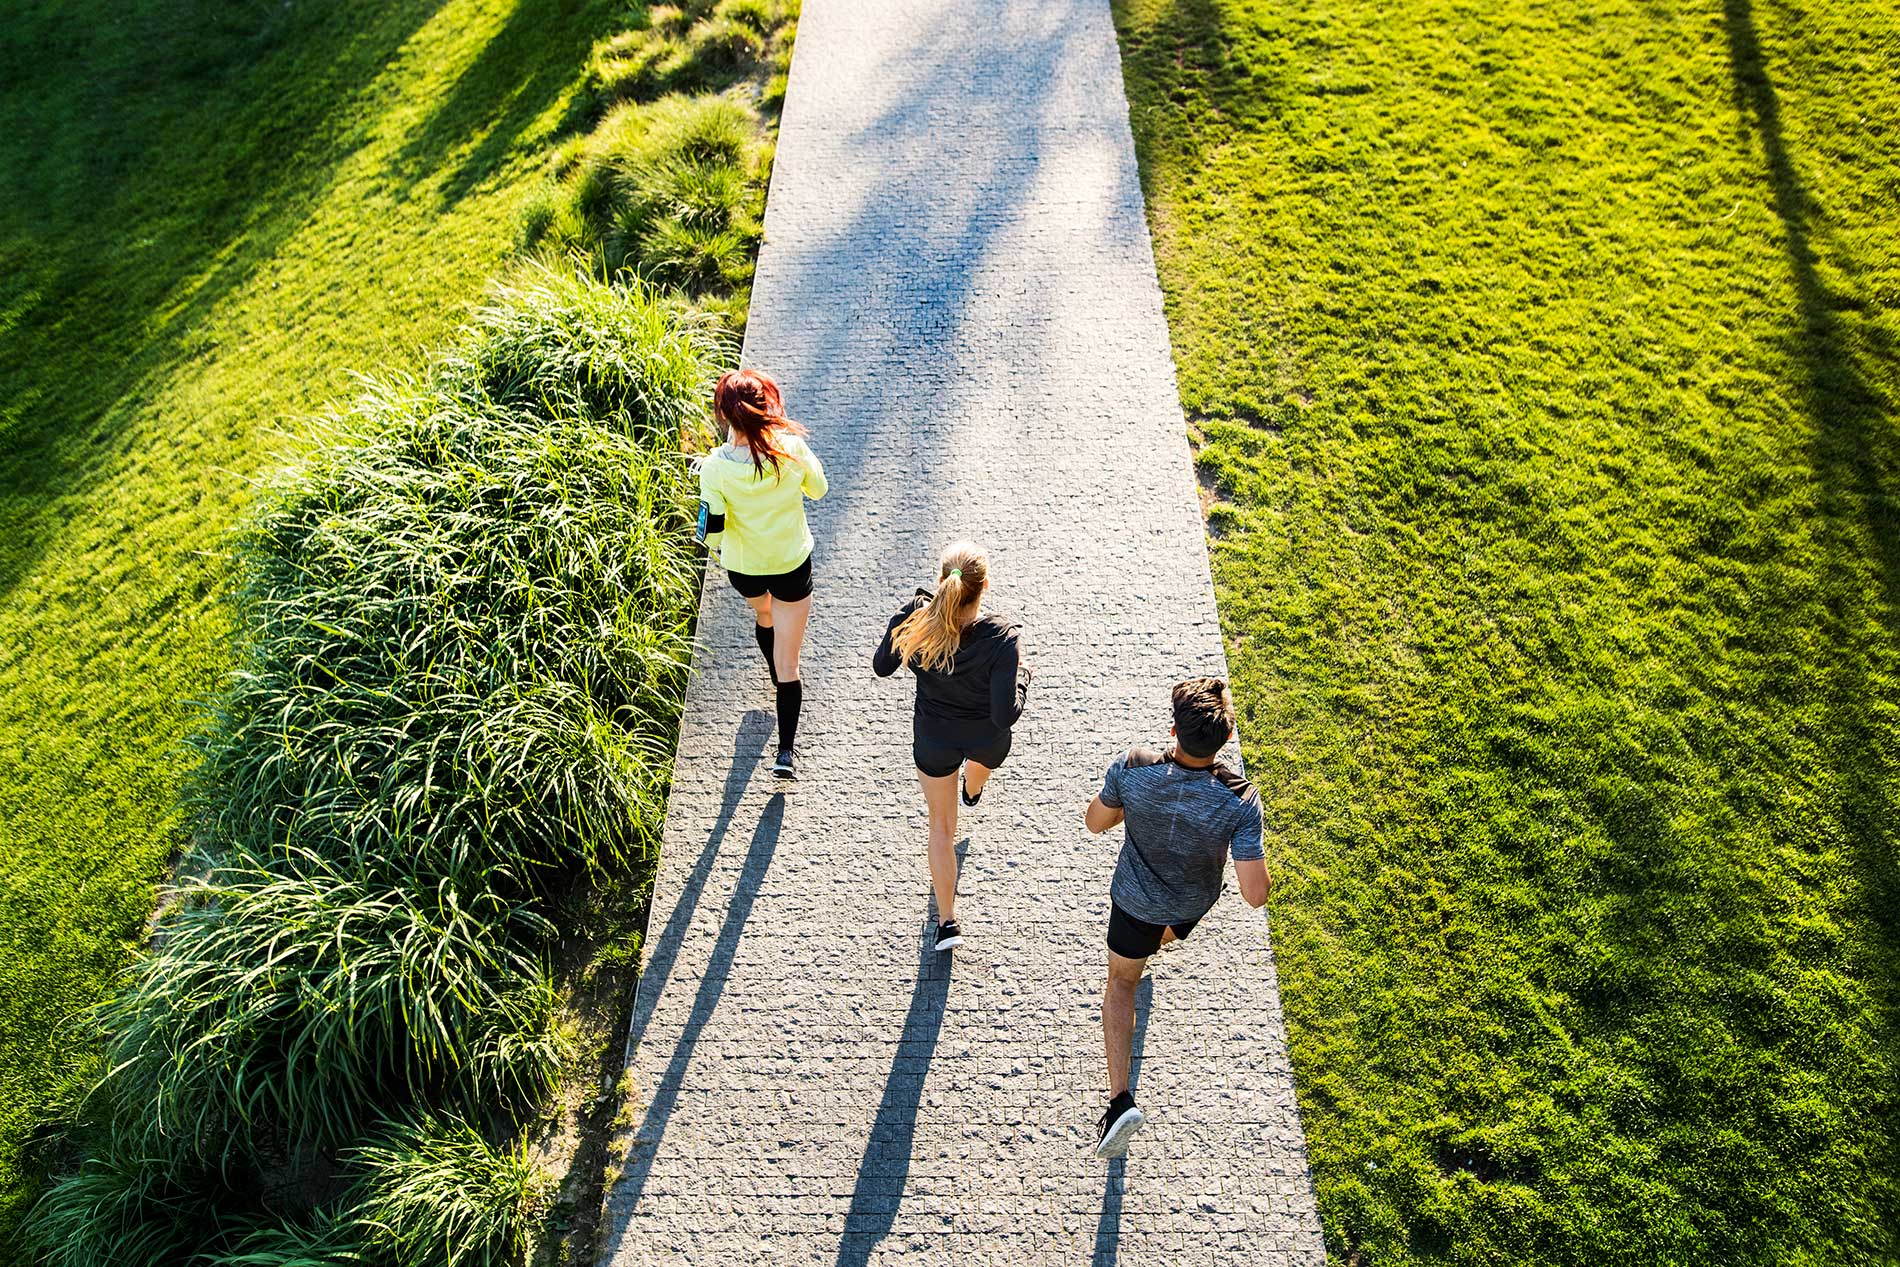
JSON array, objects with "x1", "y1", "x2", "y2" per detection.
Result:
[{"x1": 1100, "y1": 747, "x2": 1265, "y2": 926}]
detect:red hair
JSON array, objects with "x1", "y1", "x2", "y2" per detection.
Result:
[{"x1": 714, "y1": 368, "x2": 806, "y2": 477}]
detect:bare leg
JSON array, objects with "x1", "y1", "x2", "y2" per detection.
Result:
[
  {"x1": 769, "y1": 593, "x2": 811, "y2": 683},
  {"x1": 1104, "y1": 952, "x2": 1147, "y2": 1097},
  {"x1": 963, "y1": 757, "x2": 996, "y2": 800},
  {"x1": 918, "y1": 769, "x2": 961, "y2": 923},
  {"x1": 744, "y1": 592, "x2": 773, "y2": 628}
]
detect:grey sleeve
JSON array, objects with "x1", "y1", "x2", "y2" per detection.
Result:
[{"x1": 1228, "y1": 787, "x2": 1265, "y2": 862}]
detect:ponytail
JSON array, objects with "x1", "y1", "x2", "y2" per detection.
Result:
[{"x1": 891, "y1": 541, "x2": 990, "y2": 672}]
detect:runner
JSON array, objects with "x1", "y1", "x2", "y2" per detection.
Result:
[
  {"x1": 696, "y1": 368, "x2": 828, "y2": 778},
  {"x1": 1083, "y1": 677, "x2": 1270, "y2": 1157},
  {"x1": 873, "y1": 541, "x2": 1030, "y2": 952}
]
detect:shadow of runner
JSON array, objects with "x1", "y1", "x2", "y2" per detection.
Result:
[
  {"x1": 1091, "y1": 975, "x2": 1152, "y2": 1267},
  {"x1": 833, "y1": 842, "x2": 966, "y2": 1266},
  {"x1": 624, "y1": 707, "x2": 774, "y2": 1060},
  {"x1": 613, "y1": 788, "x2": 786, "y2": 1211}
]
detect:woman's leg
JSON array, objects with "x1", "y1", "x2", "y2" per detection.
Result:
[
  {"x1": 767, "y1": 593, "x2": 810, "y2": 682},
  {"x1": 918, "y1": 769, "x2": 961, "y2": 923},
  {"x1": 963, "y1": 758, "x2": 996, "y2": 800},
  {"x1": 766, "y1": 594, "x2": 810, "y2": 757},
  {"x1": 743, "y1": 593, "x2": 777, "y2": 683}
]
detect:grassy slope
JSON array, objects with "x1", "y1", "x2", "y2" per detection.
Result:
[
  {"x1": 0, "y1": 0, "x2": 622, "y2": 1237},
  {"x1": 1113, "y1": 0, "x2": 1898, "y2": 1262}
]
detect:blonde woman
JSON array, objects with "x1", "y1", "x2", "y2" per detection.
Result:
[
  {"x1": 697, "y1": 368, "x2": 828, "y2": 778},
  {"x1": 873, "y1": 541, "x2": 1030, "y2": 951}
]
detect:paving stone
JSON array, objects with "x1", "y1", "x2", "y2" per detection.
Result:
[{"x1": 598, "y1": 0, "x2": 1324, "y2": 1261}]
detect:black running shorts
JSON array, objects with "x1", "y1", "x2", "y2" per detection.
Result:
[
  {"x1": 727, "y1": 553, "x2": 813, "y2": 603},
  {"x1": 1106, "y1": 900, "x2": 1202, "y2": 960},
  {"x1": 912, "y1": 730, "x2": 1013, "y2": 779}
]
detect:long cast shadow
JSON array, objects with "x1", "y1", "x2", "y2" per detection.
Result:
[
  {"x1": 611, "y1": 789, "x2": 785, "y2": 1214},
  {"x1": 1091, "y1": 975, "x2": 1152, "y2": 1267},
  {"x1": 624, "y1": 708, "x2": 773, "y2": 1060},
  {"x1": 832, "y1": 842, "x2": 965, "y2": 1267},
  {"x1": 1722, "y1": 0, "x2": 1900, "y2": 1236}
]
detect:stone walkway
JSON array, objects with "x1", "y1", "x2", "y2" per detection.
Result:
[{"x1": 598, "y1": 1, "x2": 1324, "y2": 1262}]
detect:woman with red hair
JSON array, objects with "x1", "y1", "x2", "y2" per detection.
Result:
[{"x1": 697, "y1": 368, "x2": 829, "y2": 777}]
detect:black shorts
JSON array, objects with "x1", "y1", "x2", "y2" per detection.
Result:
[
  {"x1": 727, "y1": 553, "x2": 813, "y2": 603},
  {"x1": 913, "y1": 730, "x2": 1013, "y2": 779},
  {"x1": 1106, "y1": 900, "x2": 1202, "y2": 960}
]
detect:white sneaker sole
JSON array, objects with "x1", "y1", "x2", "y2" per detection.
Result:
[
  {"x1": 1095, "y1": 1106, "x2": 1145, "y2": 1158},
  {"x1": 934, "y1": 934, "x2": 964, "y2": 951}
]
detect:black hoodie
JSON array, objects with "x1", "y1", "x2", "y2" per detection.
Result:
[{"x1": 873, "y1": 590, "x2": 1030, "y2": 746}]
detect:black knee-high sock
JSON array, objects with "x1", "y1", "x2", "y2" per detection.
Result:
[
  {"x1": 775, "y1": 679, "x2": 802, "y2": 753},
  {"x1": 754, "y1": 622, "x2": 778, "y2": 685}
]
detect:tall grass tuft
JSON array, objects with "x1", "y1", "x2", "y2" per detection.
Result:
[
  {"x1": 99, "y1": 853, "x2": 564, "y2": 1164},
  {"x1": 186, "y1": 269, "x2": 719, "y2": 885},
  {"x1": 18, "y1": 1132, "x2": 221, "y2": 1267},
  {"x1": 352, "y1": 1112, "x2": 552, "y2": 1267}
]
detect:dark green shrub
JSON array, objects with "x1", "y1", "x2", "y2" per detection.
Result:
[
  {"x1": 98, "y1": 855, "x2": 563, "y2": 1163},
  {"x1": 351, "y1": 1112, "x2": 550, "y2": 1267},
  {"x1": 18, "y1": 1134, "x2": 222, "y2": 1267},
  {"x1": 186, "y1": 269, "x2": 716, "y2": 884},
  {"x1": 27, "y1": 268, "x2": 718, "y2": 1259}
]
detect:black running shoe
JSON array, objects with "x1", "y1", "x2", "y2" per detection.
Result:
[
  {"x1": 959, "y1": 773, "x2": 982, "y2": 808},
  {"x1": 1095, "y1": 1091, "x2": 1145, "y2": 1158},
  {"x1": 770, "y1": 747, "x2": 795, "y2": 779},
  {"x1": 933, "y1": 919, "x2": 963, "y2": 952}
]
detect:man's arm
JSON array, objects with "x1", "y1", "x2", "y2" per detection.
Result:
[
  {"x1": 1230, "y1": 785, "x2": 1269, "y2": 907},
  {"x1": 1086, "y1": 754, "x2": 1127, "y2": 833},
  {"x1": 1234, "y1": 857, "x2": 1270, "y2": 908}
]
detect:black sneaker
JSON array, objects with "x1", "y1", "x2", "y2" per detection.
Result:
[
  {"x1": 933, "y1": 918, "x2": 963, "y2": 952},
  {"x1": 1095, "y1": 1091, "x2": 1144, "y2": 1158},
  {"x1": 770, "y1": 747, "x2": 795, "y2": 779},
  {"x1": 959, "y1": 773, "x2": 982, "y2": 808}
]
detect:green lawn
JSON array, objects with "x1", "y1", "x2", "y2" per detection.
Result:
[
  {"x1": 1113, "y1": 0, "x2": 1898, "y2": 1262},
  {"x1": 0, "y1": 0, "x2": 624, "y2": 1239}
]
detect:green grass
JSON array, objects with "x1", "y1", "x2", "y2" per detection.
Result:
[
  {"x1": 0, "y1": 0, "x2": 632, "y2": 1241},
  {"x1": 1113, "y1": 0, "x2": 1898, "y2": 1262}
]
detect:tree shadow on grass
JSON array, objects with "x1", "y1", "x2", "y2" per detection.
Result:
[
  {"x1": 0, "y1": 0, "x2": 461, "y2": 602},
  {"x1": 385, "y1": 0, "x2": 618, "y2": 210},
  {"x1": 1721, "y1": 0, "x2": 1900, "y2": 1244}
]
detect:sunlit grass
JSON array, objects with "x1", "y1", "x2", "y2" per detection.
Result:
[{"x1": 1114, "y1": 0, "x2": 1900, "y2": 1261}]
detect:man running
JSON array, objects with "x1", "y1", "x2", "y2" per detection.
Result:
[{"x1": 1083, "y1": 677, "x2": 1270, "y2": 1157}]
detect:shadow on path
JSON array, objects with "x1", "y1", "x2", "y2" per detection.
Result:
[
  {"x1": 625, "y1": 708, "x2": 774, "y2": 1061},
  {"x1": 614, "y1": 775, "x2": 785, "y2": 1212},
  {"x1": 1091, "y1": 975, "x2": 1152, "y2": 1267},
  {"x1": 833, "y1": 841, "x2": 965, "y2": 1267}
]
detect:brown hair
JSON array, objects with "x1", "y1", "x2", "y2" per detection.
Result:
[
  {"x1": 713, "y1": 368, "x2": 806, "y2": 478},
  {"x1": 890, "y1": 541, "x2": 989, "y2": 673},
  {"x1": 1171, "y1": 677, "x2": 1234, "y2": 758}
]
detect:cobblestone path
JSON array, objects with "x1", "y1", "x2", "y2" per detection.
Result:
[{"x1": 598, "y1": 1, "x2": 1324, "y2": 1261}]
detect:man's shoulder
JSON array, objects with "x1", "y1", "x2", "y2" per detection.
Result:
[
  {"x1": 1207, "y1": 761, "x2": 1260, "y2": 811},
  {"x1": 1121, "y1": 745, "x2": 1169, "y2": 770}
]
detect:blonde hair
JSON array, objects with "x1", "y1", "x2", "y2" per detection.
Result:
[{"x1": 891, "y1": 541, "x2": 989, "y2": 672}]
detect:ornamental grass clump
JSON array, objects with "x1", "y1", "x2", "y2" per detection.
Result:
[
  {"x1": 24, "y1": 266, "x2": 718, "y2": 1262},
  {"x1": 525, "y1": 92, "x2": 766, "y2": 302},
  {"x1": 187, "y1": 269, "x2": 717, "y2": 886},
  {"x1": 99, "y1": 854, "x2": 563, "y2": 1165},
  {"x1": 352, "y1": 1112, "x2": 552, "y2": 1267}
]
